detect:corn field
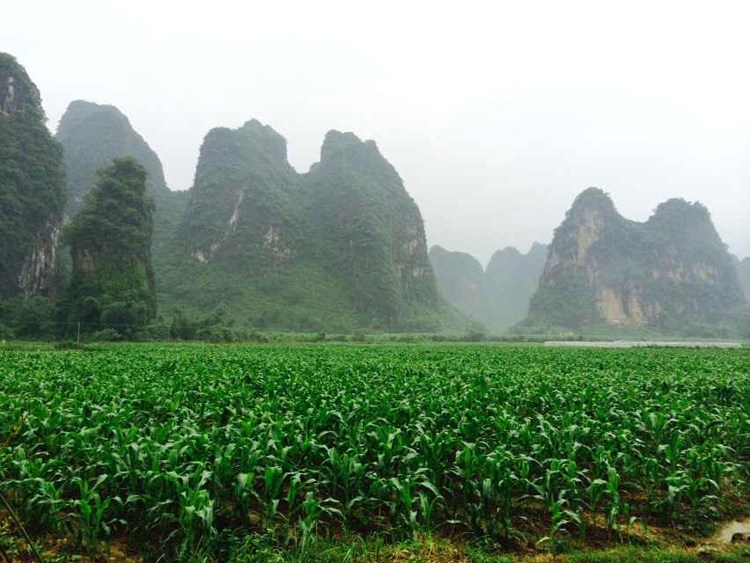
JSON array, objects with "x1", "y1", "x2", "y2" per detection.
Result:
[{"x1": 1, "y1": 345, "x2": 748, "y2": 556}]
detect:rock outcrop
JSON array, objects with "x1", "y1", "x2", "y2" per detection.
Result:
[
  {"x1": 0, "y1": 53, "x2": 66, "y2": 298},
  {"x1": 523, "y1": 188, "x2": 747, "y2": 333}
]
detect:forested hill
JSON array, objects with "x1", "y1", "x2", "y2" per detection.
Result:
[
  {"x1": 0, "y1": 52, "x2": 65, "y2": 299},
  {"x1": 156, "y1": 120, "x2": 458, "y2": 332},
  {"x1": 429, "y1": 242, "x2": 547, "y2": 331},
  {"x1": 520, "y1": 187, "x2": 748, "y2": 336}
]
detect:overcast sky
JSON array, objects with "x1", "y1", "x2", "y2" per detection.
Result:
[{"x1": 5, "y1": 1, "x2": 750, "y2": 265}]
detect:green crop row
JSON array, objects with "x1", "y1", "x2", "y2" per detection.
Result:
[{"x1": 0, "y1": 345, "x2": 748, "y2": 558}]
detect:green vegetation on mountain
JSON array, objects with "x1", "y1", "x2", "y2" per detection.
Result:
[
  {"x1": 59, "y1": 157, "x2": 156, "y2": 336},
  {"x1": 519, "y1": 188, "x2": 748, "y2": 336},
  {"x1": 305, "y1": 131, "x2": 440, "y2": 325},
  {"x1": 0, "y1": 52, "x2": 65, "y2": 300},
  {"x1": 158, "y1": 120, "x2": 451, "y2": 331},
  {"x1": 429, "y1": 242, "x2": 547, "y2": 331},
  {"x1": 54, "y1": 99, "x2": 192, "y2": 313}
]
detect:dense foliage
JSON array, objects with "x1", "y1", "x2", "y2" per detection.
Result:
[
  {"x1": 0, "y1": 52, "x2": 66, "y2": 299},
  {"x1": 524, "y1": 188, "x2": 748, "y2": 335},
  {"x1": 60, "y1": 157, "x2": 157, "y2": 335},
  {"x1": 0, "y1": 344, "x2": 747, "y2": 559},
  {"x1": 429, "y1": 243, "x2": 548, "y2": 332}
]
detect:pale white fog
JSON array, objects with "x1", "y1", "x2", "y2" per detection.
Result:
[{"x1": 5, "y1": 0, "x2": 749, "y2": 264}]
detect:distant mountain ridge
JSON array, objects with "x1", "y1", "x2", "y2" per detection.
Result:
[
  {"x1": 520, "y1": 187, "x2": 748, "y2": 335},
  {"x1": 429, "y1": 242, "x2": 548, "y2": 331}
]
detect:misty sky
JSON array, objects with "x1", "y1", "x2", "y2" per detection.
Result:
[{"x1": 5, "y1": 1, "x2": 750, "y2": 265}]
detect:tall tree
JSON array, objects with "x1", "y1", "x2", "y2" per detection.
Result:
[{"x1": 62, "y1": 157, "x2": 156, "y2": 334}]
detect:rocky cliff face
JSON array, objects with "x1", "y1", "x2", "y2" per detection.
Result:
[
  {"x1": 524, "y1": 188, "x2": 747, "y2": 332},
  {"x1": 429, "y1": 242, "x2": 547, "y2": 331},
  {"x1": 0, "y1": 53, "x2": 66, "y2": 298},
  {"x1": 56, "y1": 100, "x2": 170, "y2": 217},
  {"x1": 171, "y1": 120, "x2": 441, "y2": 329},
  {"x1": 179, "y1": 119, "x2": 299, "y2": 267}
]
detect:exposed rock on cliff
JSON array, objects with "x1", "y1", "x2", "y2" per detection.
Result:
[
  {"x1": 0, "y1": 53, "x2": 65, "y2": 298},
  {"x1": 523, "y1": 188, "x2": 747, "y2": 333},
  {"x1": 179, "y1": 119, "x2": 299, "y2": 267}
]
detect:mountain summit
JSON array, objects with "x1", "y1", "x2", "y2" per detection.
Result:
[{"x1": 165, "y1": 119, "x2": 442, "y2": 330}]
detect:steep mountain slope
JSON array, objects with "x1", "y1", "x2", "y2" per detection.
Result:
[
  {"x1": 178, "y1": 119, "x2": 300, "y2": 266},
  {"x1": 522, "y1": 188, "x2": 747, "y2": 334},
  {"x1": 428, "y1": 242, "x2": 547, "y2": 331},
  {"x1": 56, "y1": 100, "x2": 169, "y2": 216},
  {"x1": 304, "y1": 131, "x2": 439, "y2": 325},
  {"x1": 160, "y1": 120, "x2": 447, "y2": 331},
  {"x1": 0, "y1": 53, "x2": 66, "y2": 298}
]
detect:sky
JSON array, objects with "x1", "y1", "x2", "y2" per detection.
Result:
[{"x1": 4, "y1": 0, "x2": 750, "y2": 265}]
